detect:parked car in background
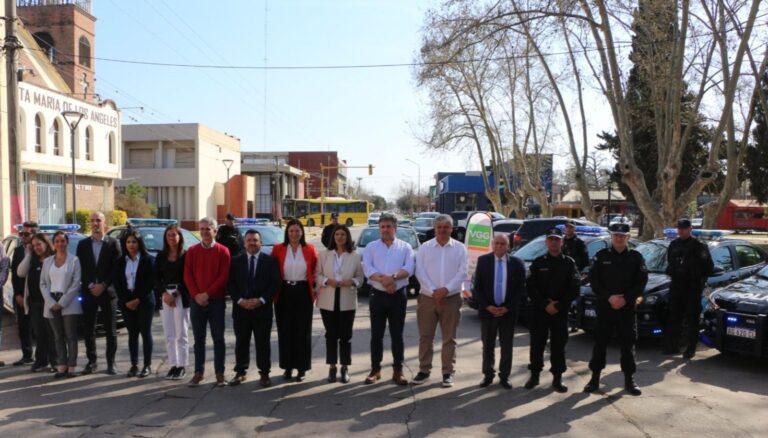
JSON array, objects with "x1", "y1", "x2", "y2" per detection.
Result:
[
  {"x1": 417, "y1": 212, "x2": 441, "y2": 219},
  {"x1": 367, "y1": 212, "x2": 382, "y2": 226},
  {"x1": 702, "y1": 264, "x2": 768, "y2": 358},
  {"x1": 512, "y1": 218, "x2": 600, "y2": 250},
  {"x1": 493, "y1": 219, "x2": 524, "y2": 240},
  {"x1": 413, "y1": 217, "x2": 435, "y2": 243},
  {"x1": 450, "y1": 211, "x2": 505, "y2": 241},
  {"x1": 355, "y1": 225, "x2": 421, "y2": 297},
  {"x1": 106, "y1": 219, "x2": 200, "y2": 257},
  {"x1": 233, "y1": 218, "x2": 284, "y2": 255},
  {"x1": 571, "y1": 231, "x2": 768, "y2": 337}
]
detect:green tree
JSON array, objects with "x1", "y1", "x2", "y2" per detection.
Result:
[{"x1": 115, "y1": 182, "x2": 156, "y2": 218}]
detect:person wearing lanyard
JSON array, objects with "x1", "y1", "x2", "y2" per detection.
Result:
[
  {"x1": 315, "y1": 224, "x2": 364, "y2": 383},
  {"x1": 413, "y1": 214, "x2": 468, "y2": 388},
  {"x1": 40, "y1": 231, "x2": 82, "y2": 378},
  {"x1": 228, "y1": 229, "x2": 279, "y2": 387},
  {"x1": 362, "y1": 213, "x2": 415, "y2": 386},
  {"x1": 154, "y1": 224, "x2": 191, "y2": 381},
  {"x1": 271, "y1": 219, "x2": 318, "y2": 382},
  {"x1": 17, "y1": 233, "x2": 57, "y2": 373},
  {"x1": 115, "y1": 230, "x2": 156, "y2": 378}
]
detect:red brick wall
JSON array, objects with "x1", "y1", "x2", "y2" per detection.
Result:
[{"x1": 288, "y1": 151, "x2": 339, "y2": 198}]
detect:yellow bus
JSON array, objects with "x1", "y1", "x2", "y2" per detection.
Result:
[{"x1": 282, "y1": 198, "x2": 373, "y2": 227}]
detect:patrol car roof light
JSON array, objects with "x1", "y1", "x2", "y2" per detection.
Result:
[
  {"x1": 662, "y1": 229, "x2": 733, "y2": 240},
  {"x1": 126, "y1": 218, "x2": 178, "y2": 227},
  {"x1": 555, "y1": 224, "x2": 608, "y2": 235},
  {"x1": 234, "y1": 218, "x2": 270, "y2": 224},
  {"x1": 14, "y1": 224, "x2": 81, "y2": 232}
]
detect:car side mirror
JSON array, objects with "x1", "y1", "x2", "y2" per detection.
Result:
[{"x1": 711, "y1": 266, "x2": 725, "y2": 276}]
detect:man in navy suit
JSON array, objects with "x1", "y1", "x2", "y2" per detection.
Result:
[
  {"x1": 472, "y1": 234, "x2": 526, "y2": 389},
  {"x1": 228, "y1": 229, "x2": 279, "y2": 387},
  {"x1": 76, "y1": 212, "x2": 122, "y2": 375}
]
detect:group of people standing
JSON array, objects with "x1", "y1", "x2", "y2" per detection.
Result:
[{"x1": 0, "y1": 211, "x2": 711, "y2": 397}]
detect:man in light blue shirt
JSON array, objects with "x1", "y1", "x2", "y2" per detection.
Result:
[{"x1": 362, "y1": 213, "x2": 414, "y2": 385}]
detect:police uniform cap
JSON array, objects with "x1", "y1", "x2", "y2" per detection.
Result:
[
  {"x1": 676, "y1": 218, "x2": 692, "y2": 229},
  {"x1": 564, "y1": 220, "x2": 576, "y2": 228},
  {"x1": 608, "y1": 222, "x2": 631, "y2": 235},
  {"x1": 545, "y1": 227, "x2": 564, "y2": 239},
  {"x1": 331, "y1": 213, "x2": 339, "y2": 219}
]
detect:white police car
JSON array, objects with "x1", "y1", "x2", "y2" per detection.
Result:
[
  {"x1": 233, "y1": 218, "x2": 284, "y2": 255},
  {"x1": 106, "y1": 219, "x2": 200, "y2": 256}
]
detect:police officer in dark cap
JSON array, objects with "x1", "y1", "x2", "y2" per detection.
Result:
[
  {"x1": 584, "y1": 222, "x2": 648, "y2": 396},
  {"x1": 525, "y1": 227, "x2": 581, "y2": 393},
  {"x1": 662, "y1": 218, "x2": 714, "y2": 359},
  {"x1": 562, "y1": 220, "x2": 589, "y2": 272},
  {"x1": 215, "y1": 213, "x2": 243, "y2": 257},
  {"x1": 321, "y1": 213, "x2": 340, "y2": 250}
]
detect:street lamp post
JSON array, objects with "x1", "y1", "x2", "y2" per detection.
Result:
[
  {"x1": 61, "y1": 110, "x2": 84, "y2": 225},
  {"x1": 222, "y1": 158, "x2": 234, "y2": 215},
  {"x1": 405, "y1": 158, "x2": 421, "y2": 213}
]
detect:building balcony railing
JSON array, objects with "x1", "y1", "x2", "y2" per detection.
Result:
[{"x1": 17, "y1": 0, "x2": 91, "y2": 14}]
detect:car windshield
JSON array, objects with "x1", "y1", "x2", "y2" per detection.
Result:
[
  {"x1": 414, "y1": 218, "x2": 433, "y2": 227},
  {"x1": 513, "y1": 236, "x2": 548, "y2": 261},
  {"x1": 237, "y1": 226, "x2": 283, "y2": 246},
  {"x1": 357, "y1": 228, "x2": 419, "y2": 250},
  {"x1": 635, "y1": 241, "x2": 668, "y2": 273}
]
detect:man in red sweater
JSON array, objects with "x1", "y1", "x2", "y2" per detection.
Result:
[{"x1": 184, "y1": 217, "x2": 231, "y2": 387}]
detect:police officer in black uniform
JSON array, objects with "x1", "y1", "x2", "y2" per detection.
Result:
[
  {"x1": 662, "y1": 219, "x2": 714, "y2": 359},
  {"x1": 584, "y1": 223, "x2": 648, "y2": 396},
  {"x1": 562, "y1": 220, "x2": 589, "y2": 272},
  {"x1": 525, "y1": 228, "x2": 581, "y2": 393},
  {"x1": 321, "y1": 213, "x2": 340, "y2": 250}
]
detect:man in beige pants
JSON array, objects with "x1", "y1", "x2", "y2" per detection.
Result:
[{"x1": 413, "y1": 214, "x2": 468, "y2": 387}]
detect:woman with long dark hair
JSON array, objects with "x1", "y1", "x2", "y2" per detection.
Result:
[
  {"x1": 271, "y1": 219, "x2": 318, "y2": 382},
  {"x1": 115, "y1": 229, "x2": 156, "y2": 378},
  {"x1": 17, "y1": 233, "x2": 56, "y2": 372},
  {"x1": 315, "y1": 225, "x2": 363, "y2": 383},
  {"x1": 40, "y1": 231, "x2": 82, "y2": 378},
  {"x1": 154, "y1": 224, "x2": 190, "y2": 380}
]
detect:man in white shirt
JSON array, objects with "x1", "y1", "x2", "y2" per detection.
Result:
[
  {"x1": 362, "y1": 213, "x2": 415, "y2": 385},
  {"x1": 413, "y1": 214, "x2": 467, "y2": 387}
]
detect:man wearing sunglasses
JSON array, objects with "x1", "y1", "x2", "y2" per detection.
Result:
[{"x1": 10, "y1": 221, "x2": 38, "y2": 366}]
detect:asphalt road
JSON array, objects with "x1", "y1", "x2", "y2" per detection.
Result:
[{"x1": 0, "y1": 225, "x2": 765, "y2": 437}]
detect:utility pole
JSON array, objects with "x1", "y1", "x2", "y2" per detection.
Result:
[{"x1": 4, "y1": 0, "x2": 23, "y2": 226}]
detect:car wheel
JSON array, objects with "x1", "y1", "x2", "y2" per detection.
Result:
[
  {"x1": 307, "y1": 218, "x2": 315, "y2": 227},
  {"x1": 345, "y1": 218, "x2": 354, "y2": 227}
]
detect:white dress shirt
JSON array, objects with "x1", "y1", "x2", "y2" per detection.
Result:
[
  {"x1": 415, "y1": 237, "x2": 468, "y2": 297},
  {"x1": 125, "y1": 254, "x2": 141, "y2": 290},
  {"x1": 283, "y1": 246, "x2": 308, "y2": 282},
  {"x1": 363, "y1": 238, "x2": 415, "y2": 291}
]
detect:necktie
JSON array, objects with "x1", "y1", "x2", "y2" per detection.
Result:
[
  {"x1": 247, "y1": 255, "x2": 256, "y2": 298},
  {"x1": 494, "y1": 258, "x2": 504, "y2": 306}
]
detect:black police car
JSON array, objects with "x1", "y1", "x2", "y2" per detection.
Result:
[
  {"x1": 570, "y1": 230, "x2": 768, "y2": 337},
  {"x1": 701, "y1": 264, "x2": 768, "y2": 357}
]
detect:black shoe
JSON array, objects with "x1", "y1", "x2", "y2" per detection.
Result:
[
  {"x1": 81, "y1": 362, "x2": 97, "y2": 375},
  {"x1": 340, "y1": 366, "x2": 350, "y2": 384},
  {"x1": 624, "y1": 375, "x2": 642, "y2": 396},
  {"x1": 442, "y1": 374, "x2": 454, "y2": 388},
  {"x1": 283, "y1": 369, "x2": 293, "y2": 380},
  {"x1": 139, "y1": 365, "x2": 152, "y2": 378},
  {"x1": 0, "y1": 361, "x2": 5, "y2": 367},
  {"x1": 524, "y1": 372, "x2": 540, "y2": 390},
  {"x1": 165, "y1": 367, "x2": 178, "y2": 380},
  {"x1": 661, "y1": 348, "x2": 679, "y2": 355},
  {"x1": 552, "y1": 374, "x2": 568, "y2": 393},
  {"x1": 31, "y1": 363, "x2": 47, "y2": 373},
  {"x1": 229, "y1": 371, "x2": 247, "y2": 386},
  {"x1": 328, "y1": 366, "x2": 337, "y2": 383},
  {"x1": 411, "y1": 372, "x2": 430, "y2": 385},
  {"x1": 13, "y1": 357, "x2": 34, "y2": 366},
  {"x1": 682, "y1": 349, "x2": 695, "y2": 360},
  {"x1": 500, "y1": 378, "x2": 513, "y2": 390},
  {"x1": 295, "y1": 370, "x2": 306, "y2": 382},
  {"x1": 106, "y1": 364, "x2": 118, "y2": 375},
  {"x1": 174, "y1": 367, "x2": 186, "y2": 380},
  {"x1": 479, "y1": 375, "x2": 494, "y2": 388},
  {"x1": 584, "y1": 372, "x2": 600, "y2": 393},
  {"x1": 127, "y1": 365, "x2": 139, "y2": 378},
  {"x1": 54, "y1": 370, "x2": 68, "y2": 379}
]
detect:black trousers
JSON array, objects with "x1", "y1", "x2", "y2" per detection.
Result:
[
  {"x1": 233, "y1": 304, "x2": 273, "y2": 374},
  {"x1": 320, "y1": 288, "x2": 355, "y2": 365},
  {"x1": 529, "y1": 310, "x2": 569, "y2": 375},
  {"x1": 663, "y1": 284, "x2": 702, "y2": 354},
  {"x1": 14, "y1": 298, "x2": 33, "y2": 359},
  {"x1": 28, "y1": 302, "x2": 56, "y2": 367},
  {"x1": 81, "y1": 293, "x2": 118, "y2": 365},
  {"x1": 275, "y1": 282, "x2": 313, "y2": 372},
  {"x1": 480, "y1": 314, "x2": 515, "y2": 379},
  {"x1": 369, "y1": 288, "x2": 407, "y2": 370},
  {"x1": 122, "y1": 304, "x2": 154, "y2": 367},
  {"x1": 589, "y1": 302, "x2": 637, "y2": 375}
]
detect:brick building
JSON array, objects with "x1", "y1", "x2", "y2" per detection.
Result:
[{"x1": 287, "y1": 151, "x2": 347, "y2": 198}]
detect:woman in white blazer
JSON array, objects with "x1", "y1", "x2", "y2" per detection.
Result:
[
  {"x1": 315, "y1": 224, "x2": 364, "y2": 384},
  {"x1": 40, "y1": 231, "x2": 83, "y2": 378}
]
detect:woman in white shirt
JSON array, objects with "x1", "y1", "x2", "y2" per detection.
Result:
[
  {"x1": 40, "y1": 231, "x2": 82, "y2": 378},
  {"x1": 315, "y1": 225, "x2": 363, "y2": 383}
]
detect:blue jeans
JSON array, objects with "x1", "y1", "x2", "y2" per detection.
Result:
[{"x1": 190, "y1": 298, "x2": 226, "y2": 374}]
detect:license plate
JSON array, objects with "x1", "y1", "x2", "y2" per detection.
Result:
[
  {"x1": 726, "y1": 326, "x2": 756, "y2": 339},
  {"x1": 584, "y1": 308, "x2": 596, "y2": 318}
]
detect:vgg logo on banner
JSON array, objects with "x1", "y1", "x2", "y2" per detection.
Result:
[{"x1": 467, "y1": 225, "x2": 492, "y2": 250}]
